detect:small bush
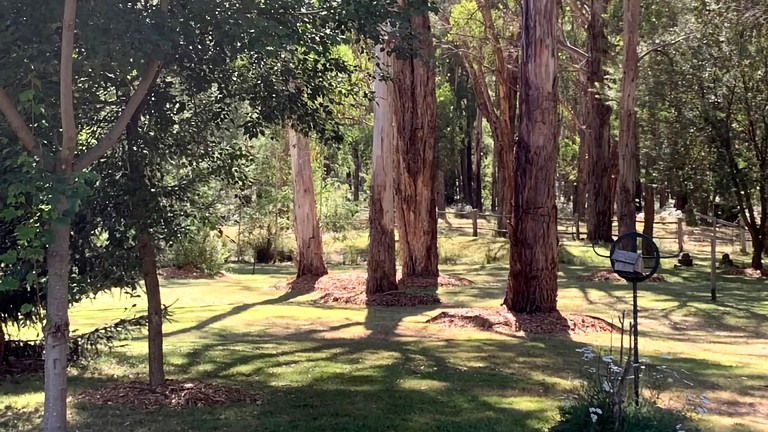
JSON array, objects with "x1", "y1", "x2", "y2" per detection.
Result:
[
  {"x1": 168, "y1": 230, "x2": 227, "y2": 275},
  {"x1": 551, "y1": 343, "x2": 703, "y2": 432}
]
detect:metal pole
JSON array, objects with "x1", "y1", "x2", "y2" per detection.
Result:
[{"x1": 633, "y1": 280, "x2": 640, "y2": 407}]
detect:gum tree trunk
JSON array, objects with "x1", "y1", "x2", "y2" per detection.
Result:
[
  {"x1": 288, "y1": 128, "x2": 328, "y2": 278},
  {"x1": 504, "y1": 0, "x2": 559, "y2": 314},
  {"x1": 585, "y1": 0, "x2": 614, "y2": 243},
  {"x1": 473, "y1": 109, "x2": 483, "y2": 211},
  {"x1": 642, "y1": 183, "x2": 656, "y2": 256},
  {"x1": 617, "y1": 0, "x2": 640, "y2": 239},
  {"x1": 367, "y1": 43, "x2": 398, "y2": 295},
  {"x1": 392, "y1": 3, "x2": 439, "y2": 279}
]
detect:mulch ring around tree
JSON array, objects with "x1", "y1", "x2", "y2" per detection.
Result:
[
  {"x1": 583, "y1": 269, "x2": 665, "y2": 283},
  {"x1": 721, "y1": 267, "x2": 768, "y2": 278},
  {"x1": 158, "y1": 265, "x2": 227, "y2": 280},
  {"x1": 273, "y1": 272, "x2": 475, "y2": 307},
  {"x1": 426, "y1": 307, "x2": 619, "y2": 337},
  {"x1": 75, "y1": 380, "x2": 262, "y2": 410}
]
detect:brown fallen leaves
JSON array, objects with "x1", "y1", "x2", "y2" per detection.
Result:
[
  {"x1": 583, "y1": 269, "x2": 665, "y2": 283},
  {"x1": 273, "y1": 272, "x2": 474, "y2": 307},
  {"x1": 75, "y1": 380, "x2": 262, "y2": 410},
  {"x1": 721, "y1": 267, "x2": 768, "y2": 278},
  {"x1": 427, "y1": 307, "x2": 619, "y2": 336}
]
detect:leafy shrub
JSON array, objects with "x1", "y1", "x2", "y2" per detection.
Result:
[
  {"x1": 168, "y1": 229, "x2": 227, "y2": 274},
  {"x1": 551, "y1": 344, "x2": 703, "y2": 432}
]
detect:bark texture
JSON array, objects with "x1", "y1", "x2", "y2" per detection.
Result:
[
  {"x1": 288, "y1": 129, "x2": 328, "y2": 278},
  {"x1": 504, "y1": 0, "x2": 559, "y2": 314},
  {"x1": 585, "y1": 0, "x2": 614, "y2": 243},
  {"x1": 392, "y1": 5, "x2": 439, "y2": 278},
  {"x1": 367, "y1": 44, "x2": 399, "y2": 295},
  {"x1": 617, "y1": 0, "x2": 640, "y2": 240}
]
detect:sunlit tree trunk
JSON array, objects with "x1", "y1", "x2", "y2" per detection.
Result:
[
  {"x1": 367, "y1": 43, "x2": 399, "y2": 295},
  {"x1": 504, "y1": 0, "x2": 559, "y2": 314},
  {"x1": 392, "y1": 2, "x2": 439, "y2": 279},
  {"x1": 473, "y1": 109, "x2": 483, "y2": 211},
  {"x1": 617, "y1": 0, "x2": 640, "y2": 240},
  {"x1": 288, "y1": 129, "x2": 328, "y2": 278}
]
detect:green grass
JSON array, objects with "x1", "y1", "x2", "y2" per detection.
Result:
[{"x1": 1, "y1": 238, "x2": 767, "y2": 432}]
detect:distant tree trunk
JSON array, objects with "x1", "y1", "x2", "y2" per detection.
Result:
[
  {"x1": 0, "y1": 324, "x2": 4, "y2": 365},
  {"x1": 658, "y1": 186, "x2": 669, "y2": 208},
  {"x1": 352, "y1": 145, "x2": 361, "y2": 201},
  {"x1": 288, "y1": 128, "x2": 328, "y2": 278},
  {"x1": 674, "y1": 190, "x2": 688, "y2": 211},
  {"x1": 585, "y1": 0, "x2": 614, "y2": 243},
  {"x1": 435, "y1": 170, "x2": 447, "y2": 213},
  {"x1": 367, "y1": 43, "x2": 399, "y2": 295},
  {"x1": 617, "y1": 0, "x2": 640, "y2": 240},
  {"x1": 505, "y1": 0, "x2": 559, "y2": 314},
  {"x1": 491, "y1": 155, "x2": 498, "y2": 213},
  {"x1": 642, "y1": 183, "x2": 655, "y2": 256},
  {"x1": 575, "y1": 126, "x2": 587, "y2": 218},
  {"x1": 392, "y1": 4, "x2": 439, "y2": 278},
  {"x1": 460, "y1": 143, "x2": 472, "y2": 204},
  {"x1": 473, "y1": 109, "x2": 483, "y2": 211}
]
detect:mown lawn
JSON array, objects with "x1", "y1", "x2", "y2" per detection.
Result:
[{"x1": 1, "y1": 241, "x2": 766, "y2": 432}]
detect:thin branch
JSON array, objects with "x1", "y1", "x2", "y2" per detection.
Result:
[
  {"x1": 558, "y1": 29, "x2": 588, "y2": 60},
  {"x1": 59, "y1": 0, "x2": 78, "y2": 171},
  {"x1": 73, "y1": 60, "x2": 162, "y2": 172},
  {"x1": 638, "y1": 33, "x2": 694, "y2": 63},
  {"x1": 0, "y1": 87, "x2": 42, "y2": 158}
]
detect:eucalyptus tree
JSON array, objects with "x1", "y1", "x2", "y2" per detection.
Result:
[{"x1": 504, "y1": 0, "x2": 560, "y2": 313}]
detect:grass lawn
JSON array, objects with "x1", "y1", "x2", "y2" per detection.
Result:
[{"x1": 1, "y1": 240, "x2": 766, "y2": 431}]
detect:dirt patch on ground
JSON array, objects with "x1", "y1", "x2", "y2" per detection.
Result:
[
  {"x1": 426, "y1": 307, "x2": 619, "y2": 336},
  {"x1": 583, "y1": 269, "x2": 665, "y2": 283},
  {"x1": 721, "y1": 267, "x2": 767, "y2": 278},
  {"x1": 159, "y1": 266, "x2": 227, "y2": 280},
  {"x1": 76, "y1": 380, "x2": 262, "y2": 410},
  {"x1": 272, "y1": 272, "x2": 467, "y2": 307}
]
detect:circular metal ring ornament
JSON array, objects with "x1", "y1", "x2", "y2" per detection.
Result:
[{"x1": 609, "y1": 232, "x2": 661, "y2": 283}]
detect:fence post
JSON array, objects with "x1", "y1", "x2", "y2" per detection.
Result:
[
  {"x1": 471, "y1": 209, "x2": 479, "y2": 237},
  {"x1": 574, "y1": 213, "x2": 581, "y2": 240},
  {"x1": 676, "y1": 217, "x2": 685, "y2": 252},
  {"x1": 739, "y1": 219, "x2": 748, "y2": 254}
]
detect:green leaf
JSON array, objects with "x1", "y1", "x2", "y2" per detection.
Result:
[
  {"x1": 15, "y1": 224, "x2": 38, "y2": 242},
  {"x1": 18, "y1": 89, "x2": 35, "y2": 103},
  {"x1": 0, "y1": 279, "x2": 18, "y2": 292},
  {"x1": 20, "y1": 303, "x2": 34, "y2": 314},
  {"x1": 0, "y1": 250, "x2": 18, "y2": 265}
]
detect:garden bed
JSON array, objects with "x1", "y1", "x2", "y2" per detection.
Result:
[
  {"x1": 426, "y1": 307, "x2": 619, "y2": 336},
  {"x1": 76, "y1": 380, "x2": 262, "y2": 410}
]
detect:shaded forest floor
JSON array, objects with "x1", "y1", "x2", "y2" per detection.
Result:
[{"x1": 1, "y1": 239, "x2": 766, "y2": 431}]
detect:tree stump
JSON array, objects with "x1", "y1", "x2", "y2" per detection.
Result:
[
  {"x1": 719, "y1": 253, "x2": 736, "y2": 268},
  {"x1": 678, "y1": 253, "x2": 694, "y2": 267}
]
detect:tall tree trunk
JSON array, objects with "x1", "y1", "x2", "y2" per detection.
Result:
[
  {"x1": 751, "y1": 235, "x2": 765, "y2": 271},
  {"x1": 352, "y1": 145, "x2": 361, "y2": 201},
  {"x1": 473, "y1": 108, "x2": 483, "y2": 211},
  {"x1": 136, "y1": 232, "x2": 165, "y2": 387},
  {"x1": 367, "y1": 44, "x2": 398, "y2": 295},
  {"x1": 491, "y1": 154, "x2": 498, "y2": 213},
  {"x1": 642, "y1": 183, "x2": 655, "y2": 256},
  {"x1": 288, "y1": 129, "x2": 328, "y2": 278},
  {"x1": 505, "y1": 0, "x2": 559, "y2": 314},
  {"x1": 617, "y1": 0, "x2": 640, "y2": 241},
  {"x1": 460, "y1": 145, "x2": 472, "y2": 204},
  {"x1": 43, "y1": 206, "x2": 71, "y2": 432},
  {"x1": 585, "y1": 0, "x2": 614, "y2": 243},
  {"x1": 0, "y1": 324, "x2": 5, "y2": 365},
  {"x1": 392, "y1": 4, "x2": 439, "y2": 279},
  {"x1": 43, "y1": 1, "x2": 78, "y2": 429},
  {"x1": 125, "y1": 102, "x2": 166, "y2": 389}
]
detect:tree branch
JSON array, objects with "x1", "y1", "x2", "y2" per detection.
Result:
[
  {"x1": 0, "y1": 87, "x2": 43, "y2": 158},
  {"x1": 73, "y1": 0, "x2": 168, "y2": 172},
  {"x1": 59, "y1": 0, "x2": 78, "y2": 172},
  {"x1": 638, "y1": 34, "x2": 693, "y2": 63},
  {"x1": 73, "y1": 60, "x2": 162, "y2": 172}
]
